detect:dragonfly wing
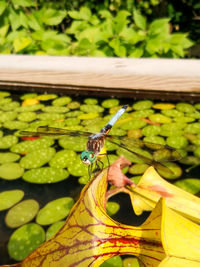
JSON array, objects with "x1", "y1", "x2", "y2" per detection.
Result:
[
  {"x1": 20, "y1": 126, "x2": 93, "y2": 138},
  {"x1": 105, "y1": 135, "x2": 182, "y2": 162},
  {"x1": 106, "y1": 138, "x2": 176, "y2": 174}
]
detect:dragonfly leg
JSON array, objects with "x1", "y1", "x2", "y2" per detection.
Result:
[
  {"x1": 88, "y1": 163, "x2": 93, "y2": 180},
  {"x1": 96, "y1": 159, "x2": 104, "y2": 171}
]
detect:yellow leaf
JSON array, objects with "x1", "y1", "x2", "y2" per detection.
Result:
[
  {"x1": 13, "y1": 37, "x2": 32, "y2": 52},
  {"x1": 132, "y1": 166, "x2": 200, "y2": 223},
  {"x1": 1, "y1": 168, "x2": 200, "y2": 266}
]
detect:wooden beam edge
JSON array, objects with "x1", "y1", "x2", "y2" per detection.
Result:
[{"x1": 0, "y1": 55, "x2": 200, "y2": 92}]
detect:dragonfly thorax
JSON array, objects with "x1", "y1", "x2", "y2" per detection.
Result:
[{"x1": 80, "y1": 151, "x2": 96, "y2": 165}]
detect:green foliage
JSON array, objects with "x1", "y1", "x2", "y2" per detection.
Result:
[{"x1": 0, "y1": 0, "x2": 194, "y2": 57}]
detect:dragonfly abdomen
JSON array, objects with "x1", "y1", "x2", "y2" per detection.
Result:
[{"x1": 100, "y1": 104, "x2": 128, "y2": 134}]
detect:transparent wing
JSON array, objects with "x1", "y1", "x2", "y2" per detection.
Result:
[
  {"x1": 105, "y1": 135, "x2": 181, "y2": 173},
  {"x1": 20, "y1": 126, "x2": 93, "y2": 138}
]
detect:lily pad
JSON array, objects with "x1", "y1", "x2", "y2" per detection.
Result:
[
  {"x1": 36, "y1": 197, "x2": 74, "y2": 225},
  {"x1": 68, "y1": 156, "x2": 88, "y2": 176},
  {"x1": 0, "y1": 163, "x2": 24, "y2": 180},
  {"x1": 16, "y1": 104, "x2": 44, "y2": 112},
  {"x1": 42, "y1": 106, "x2": 69, "y2": 113},
  {"x1": 106, "y1": 201, "x2": 120, "y2": 216},
  {"x1": 0, "y1": 97, "x2": 12, "y2": 106},
  {"x1": 46, "y1": 220, "x2": 65, "y2": 241},
  {"x1": 59, "y1": 136, "x2": 86, "y2": 151},
  {"x1": 0, "y1": 135, "x2": 18, "y2": 149},
  {"x1": 8, "y1": 223, "x2": 45, "y2": 261},
  {"x1": 174, "y1": 178, "x2": 200, "y2": 194},
  {"x1": 0, "y1": 152, "x2": 20, "y2": 163},
  {"x1": 80, "y1": 104, "x2": 104, "y2": 113},
  {"x1": 37, "y1": 112, "x2": 65, "y2": 121},
  {"x1": 36, "y1": 94, "x2": 57, "y2": 101},
  {"x1": 3, "y1": 121, "x2": 28, "y2": 130},
  {"x1": 0, "y1": 190, "x2": 24, "y2": 211},
  {"x1": 20, "y1": 93, "x2": 38, "y2": 100},
  {"x1": 11, "y1": 137, "x2": 54, "y2": 154},
  {"x1": 49, "y1": 149, "x2": 77, "y2": 168},
  {"x1": 0, "y1": 91, "x2": 10, "y2": 98},
  {"x1": 1, "y1": 101, "x2": 20, "y2": 111},
  {"x1": 0, "y1": 111, "x2": 17, "y2": 122},
  {"x1": 17, "y1": 112, "x2": 37, "y2": 122},
  {"x1": 20, "y1": 147, "x2": 56, "y2": 169},
  {"x1": 22, "y1": 167, "x2": 69, "y2": 183},
  {"x1": 5, "y1": 199, "x2": 39, "y2": 228},
  {"x1": 52, "y1": 96, "x2": 72, "y2": 106}
]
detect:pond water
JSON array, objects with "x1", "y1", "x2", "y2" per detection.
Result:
[{"x1": 0, "y1": 90, "x2": 200, "y2": 265}]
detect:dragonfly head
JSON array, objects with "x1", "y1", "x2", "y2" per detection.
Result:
[{"x1": 80, "y1": 151, "x2": 96, "y2": 165}]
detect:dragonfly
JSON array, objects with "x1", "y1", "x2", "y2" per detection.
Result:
[{"x1": 20, "y1": 105, "x2": 181, "y2": 177}]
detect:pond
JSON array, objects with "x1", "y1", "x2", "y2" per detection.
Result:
[{"x1": 0, "y1": 90, "x2": 200, "y2": 266}]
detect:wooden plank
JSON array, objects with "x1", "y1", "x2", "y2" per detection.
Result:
[{"x1": 0, "y1": 55, "x2": 200, "y2": 92}]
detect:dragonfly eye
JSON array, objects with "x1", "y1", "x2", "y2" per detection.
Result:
[{"x1": 80, "y1": 151, "x2": 96, "y2": 165}]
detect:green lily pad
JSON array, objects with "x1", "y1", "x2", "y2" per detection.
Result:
[
  {"x1": 129, "y1": 163, "x2": 149, "y2": 175},
  {"x1": 106, "y1": 201, "x2": 120, "y2": 216},
  {"x1": 20, "y1": 93, "x2": 38, "y2": 100},
  {"x1": 0, "y1": 111, "x2": 17, "y2": 122},
  {"x1": 46, "y1": 220, "x2": 65, "y2": 241},
  {"x1": 20, "y1": 147, "x2": 56, "y2": 169},
  {"x1": 132, "y1": 100, "x2": 153, "y2": 110},
  {"x1": 0, "y1": 135, "x2": 18, "y2": 149},
  {"x1": 0, "y1": 97, "x2": 12, "y2": 106},
  {"x1": 59, "y1": 136, "x2": 86, "y2": 151},
  {"x1": 0, "y1": 152, "x2": 20, "y2": 163},
  {"x1": 36, "y1": 197, "x2": 74, "y2": 225},
  {"x1": 78, "y1": 175, "x2": 89, "y2": 185},
  {"x1": 157, "y1": 162, "x2": 182, "y2": 180},
  {"x1": 102, "y1": 99, "x2": 119, "y2": 108},
  {"x1": 174, "y1": 178, "x2": 200, "y2": 194},
  {"x1": 80, "y1": 104, "x2": 104, "y2": 113},
  {"x1": 0, "y1": 91, "x2": 10, "y2": 98},
  {"x1": 42, "y1": 106, "x2": 69, "y2": 113},
  {"x1": 0, "y1": 163, "x2": 24, "y2": 180},
  {"x1": 37, "y1": 112, "x2": 65, "y2": 121},
  {"x1": 65, "y1": 110, "x2": 84, "y2": 117},
  {"x1": 131, "y1": 109, "x2": 154, "y2": 119},
  {"x1": 120, "y1": 119, "x2": 147, "y2": 130},
  {"x1": 11, "y1": 137, "x2": 54, "y2": 153},
  {"x1": 16, "y1": 104, "x2": 44, "y2": 112},
  {"x1": 48, "y1": 121, "x2": 66, "y2": 128},
  {"x1": 123, "y1": 257, "x2": 140, "y2": 267},
  {"x1": 28, "y1": 120, "x2": 50, "y2": 129},
  {"x1": 101, "y1": 255, "x2": 123, "y2": 267},
  {"x1": 36, "y1": 94, "x2": 57, "y2": 101},
  {"x1": 0, "y1": 190, "x2": 24, "y2": 211},
  {"x1": 49, "y1": 149, "x2": 77, "y2": 168},
  {"x1": 67, "y1": 101, "x2": 80, "y2": 109},
  {"x1": 68, "y1": 156, "x2": 88, "y2": 176},
  {"x1": 8, "y1": 223, "x2": 45, "y2": 261},
  {"x1": 22, "y1": 167, "x2": 69, "y2": 184},
  {"x1": 65, "y1": 117, "x2": 80, "y2": 126},
  {"x1": 52, "y1": 96, "x2": 72, "y2": 106},
  {"x1": 17, "y1": 112, "x2": 37, "y2": 122},
  {"x1": 3, "y1": 121, "x2": 28, "y2": 130},
  {"x1": 5, "y1": 199, "x2": 39, "y2": 228},
  {"x1": 84, "y1": 98, "x2": 98, "y2": 105},
  {"x1": 1, "y1": 101, "x2": 20, "y2": 111}
]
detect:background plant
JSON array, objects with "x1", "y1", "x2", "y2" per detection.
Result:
[{"x1": 0, "y1": 0, "x2": 197, "y2": 57}]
